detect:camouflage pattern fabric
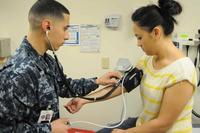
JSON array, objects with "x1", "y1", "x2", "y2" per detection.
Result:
[{"x1": 0, "y1": 37, "x2": 98, "y2": 133}]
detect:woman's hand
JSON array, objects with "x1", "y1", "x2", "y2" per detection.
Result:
[
  {"x1": 112, "y1": 129, "x2": 128, "y2": 133},
  {"x1": 64, "y1": 98, "x2": 88, "y2": 114}
]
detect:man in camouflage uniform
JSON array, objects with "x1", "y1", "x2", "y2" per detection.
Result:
[{"x1": 0, "y1": 0, "x2": 120, "y2": 132}]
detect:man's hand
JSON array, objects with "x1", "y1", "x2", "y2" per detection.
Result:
[
  {"x1": 51, "y1": 118, "x2": 70, "y2": 133},
  {"x1": 96, "y1": 71, "x2": 121, "y2": 86}
]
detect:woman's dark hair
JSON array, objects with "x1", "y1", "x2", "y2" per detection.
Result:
[
  {"x1": 131, "y1": 0, "x2": 182, "y2": 35},
  {"x1": 28, "y1": 0, "x2": 70, "y2": 29}
]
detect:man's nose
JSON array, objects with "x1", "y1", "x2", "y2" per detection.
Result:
[
  {"x1": 137, "y1": 41, "x2": 142, "y2": 47},
  {"x1": 64, "y1": 31, "x2": 69, "y2": 40}
]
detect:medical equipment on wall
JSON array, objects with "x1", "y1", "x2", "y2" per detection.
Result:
[
  {"x1": 0, "y1": 38, "x2": 11, "y2": 57},
  {"x1": 172, "y1": 34, "x2": 198, "y2": 54},
  {"x1": 105, "y1": 15, "x2": 121, "y2": 29},
  {"x1": 192, "y1": 29, "x2": 200, "y2": 119},
  {"x1": 194, "y1": 30, "x2": 200, "y2": 87},
  {"x1": 0, "y1": 38, "x2": 11, "y2": 68}
]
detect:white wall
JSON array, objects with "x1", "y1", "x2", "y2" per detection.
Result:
[{"x1": 0, "y1": 0, "x2": 200, "y2": 131}]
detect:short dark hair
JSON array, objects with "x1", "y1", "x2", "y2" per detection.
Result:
[
  {"x1": 131, "y1": 0, "x2": 182, "y2": 36},
  {"x1": 28, "y1": 0, "x2": 70, "y2": 30}
]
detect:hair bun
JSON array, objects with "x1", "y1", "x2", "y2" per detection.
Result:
[{"x1": 158, "y1": 0, "x2": 182, "y2": 16}]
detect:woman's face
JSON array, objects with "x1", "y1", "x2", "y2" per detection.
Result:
[{"x1": 132, "y1": 22, "x2": 156, "y2": 55}]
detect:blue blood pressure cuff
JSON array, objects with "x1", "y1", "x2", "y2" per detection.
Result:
[{"x1": 121, "y1": 67, "x2": 143, "y2": 92}]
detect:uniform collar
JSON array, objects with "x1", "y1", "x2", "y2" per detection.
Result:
[{"x1": 21, "y1": 36, "x2": 43, "y2": 58}]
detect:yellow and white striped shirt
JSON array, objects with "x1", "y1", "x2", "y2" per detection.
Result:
[{"x1": 136, "y1": 55, "x2": 197, "y2": 133}]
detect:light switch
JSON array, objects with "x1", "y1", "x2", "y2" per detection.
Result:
[{"x1": 101, "y1": 57, "x2": 109, "y2": 69}]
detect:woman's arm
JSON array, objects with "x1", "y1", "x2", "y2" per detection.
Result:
[{"x1": 65, "y1": 85, "x2": 127, "y2": 113}]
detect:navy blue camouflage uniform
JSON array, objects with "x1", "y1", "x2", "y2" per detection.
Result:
[{"x1": 0, "y1": 37, "x2": 99, "y2": 133}]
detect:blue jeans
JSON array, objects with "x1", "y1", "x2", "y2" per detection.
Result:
[{"x1": 96, "y1": 117, "x2": 137, "y2": 133}]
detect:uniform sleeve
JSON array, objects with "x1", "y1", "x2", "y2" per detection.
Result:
[
  {"x1": 58, "y1": 76, "x2": 99, "y2": 98},
  {"x1": 0, "y1": 74, "x2": 52, "y2": 133}
]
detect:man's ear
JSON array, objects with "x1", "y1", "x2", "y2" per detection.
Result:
[
  {"x1": 41, "y1": 19, "x2": 51, "y2": 32},
  {"x1": 151, "y1": 26, "x2": 161, "y2": 40}
]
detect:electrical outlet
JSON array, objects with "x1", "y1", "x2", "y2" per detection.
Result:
[{"x1": 101, "y1": 57, "x2": 109, "y2": 69}]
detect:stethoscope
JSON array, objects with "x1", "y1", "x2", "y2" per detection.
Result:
[
  {"x1": 45, "y1": 30, "x2": 121, "y2": 101},
  {"x1": 45, "y1": 30, "x2": 78, "y2": 96}
]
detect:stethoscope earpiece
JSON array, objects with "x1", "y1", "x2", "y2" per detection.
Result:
[
  {"x1": 46, "y1": 30, "x2": 49, "y2": 36},
  {"x1": 46, "y1": 26, "x2": 50, "y2": 36}
]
